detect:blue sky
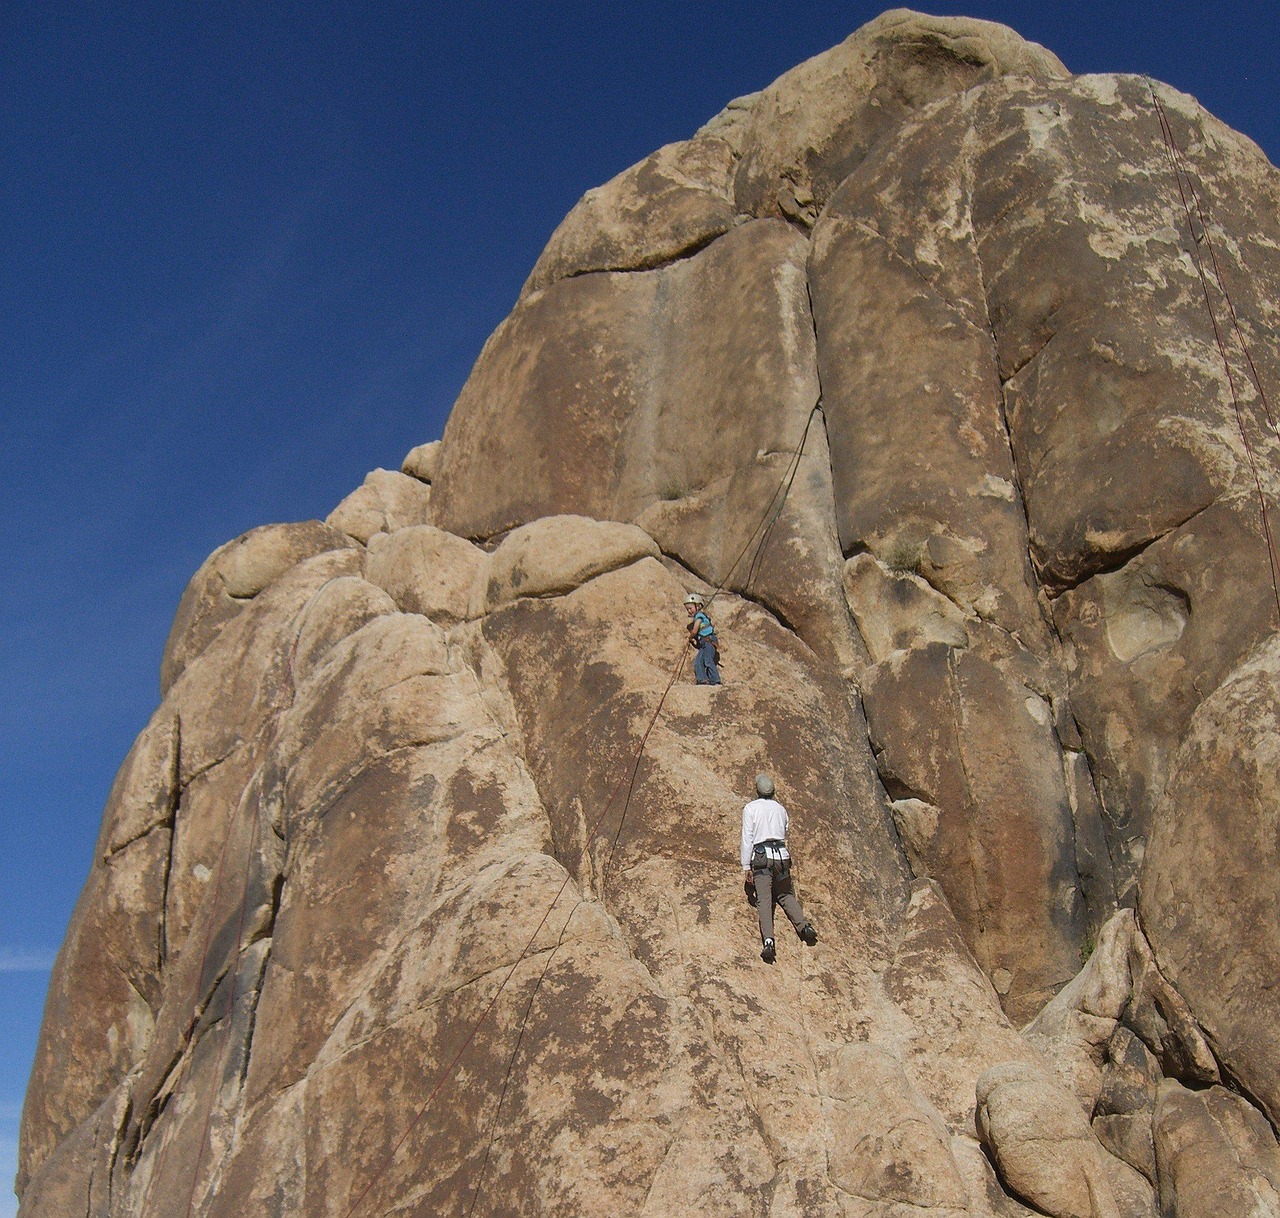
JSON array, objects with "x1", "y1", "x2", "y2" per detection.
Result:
[{"x1": 3, "y1": 1, "x2": 1277, "y2": 1209}]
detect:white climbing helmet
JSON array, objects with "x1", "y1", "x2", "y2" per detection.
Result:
[{"x1": 683, "y1": 593, "x2": 705, "y2": 607}]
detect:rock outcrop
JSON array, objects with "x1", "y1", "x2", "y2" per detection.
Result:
[{"x1": 20, "y1": 10, "x2": 1280, "y2": 1216}]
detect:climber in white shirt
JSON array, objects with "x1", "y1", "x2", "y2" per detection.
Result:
[{"x1": 741, "y1": 774, "x2": 818, "y2": 964}]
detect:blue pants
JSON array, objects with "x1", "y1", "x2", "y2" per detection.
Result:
[{"x1": 694, "y1": 636, "x2": 721, "y2": 685}]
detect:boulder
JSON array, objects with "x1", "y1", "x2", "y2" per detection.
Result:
[
  {"x1": 326, "y1": 467, "x2": 433, "y2": 543},
  {"x1": 474, "y1": 514, "x2": 660, "y2": 613},
  {"x1": 1152, "y1": 1081, "x2": 1280, "y2": 1217},
  {"x1": 365, "y1": 524, "x2": 486, "y2": 623},
  {"x1": 400, "y1": 439, "x2": 441, "y2": 483},
  {"x1": 976, "y1": 1060, "x2": 1120, "y2": 1218},
  {"x1": 159, "y1": 521, "x2": 359, "y2": 692}
]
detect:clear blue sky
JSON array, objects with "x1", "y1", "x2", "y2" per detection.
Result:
[{"x1": 3, "y1": 1, "x2": 1276, "y2": 1209}]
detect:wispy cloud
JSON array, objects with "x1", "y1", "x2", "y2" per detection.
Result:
[{"x1": 0, "y1": 948, "x2": 55, "y2": 973}]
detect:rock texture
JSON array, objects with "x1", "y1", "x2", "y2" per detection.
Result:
[{"x1": 20, "y1": 10, "x2": 1280, "y2": 1217}]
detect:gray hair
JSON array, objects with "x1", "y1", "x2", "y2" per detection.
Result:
[{"x1": 755, "y1": 773, "x2": 775, "y2": 798}]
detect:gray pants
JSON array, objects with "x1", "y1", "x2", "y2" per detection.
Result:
[{"x1": 752, "y1": 855, "x2": 807, "y2": 942}]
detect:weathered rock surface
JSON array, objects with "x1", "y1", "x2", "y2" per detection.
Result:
[
  {"x1": 1142, "y1": 636, "x2": 1280, "y2": 1125},
  {"x1": 976, "y1": 1060, "x2": 1121, "y2": 1218},
  {"x1": 400, "y1": 439, "x2": 441, "y2": 483},
  {"x1": 474, "y1": 514, "x2": 660, "y2": 613},
  {"x1": 1152, "y1": 1081, "x2": 1280, "y2": 1216},
  {"x1": 325, "y1": 467, "x2": 433, "y2": 543},
  {"x1": 21, "y1": 9, "x2": 1280, "y2": 1216},
  {"x1": 159, "y1": 521, "x2": 359, "y2": 693},
  {"x1": 365, "y1": 524, "x2": 485, "y2": 623}
]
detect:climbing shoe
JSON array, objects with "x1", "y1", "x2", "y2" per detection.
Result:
[
  {"x1": 799, "y1": 923, "x2": 818, "y2": 947},
  {"x1": 761, "y1": 938, "x2": 776, "y2": 964}
]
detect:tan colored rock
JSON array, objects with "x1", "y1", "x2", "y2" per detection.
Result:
[
  {"x1": 823, "y1": 1043, "x2": 969, "y2": 1211},
  {"x1": 325, "y1": 467, "x2": 433, "y2": 543},
  {"x1": 1092, "y1": 1027, "x2": 1160, "y2": 1184},
  {"x1": 809, "y1": 146, "x2": 1051, "y2": 653},
  {"x1": 26, "y1": 14, "x2": 1280, "y2": 1216},
  {"x1": 523, "y1": 134, "x2": 738, "y2": 295},
  {"x1": 976, "y1": 1060, "x2": 1120, "y2": 1218},
  {"x1": 799, "y1": 59, "x2": 1280, "y2": 916},
  {"x1": 843, "y1": 551, "x2": 971, "y2": 661},
  {"x1": 287, "y1": 574, "x2": 399, "y2": 685},
  {"x1": 734, "y1": 10, "x2": 1067, "y2": 222},
  {"x1": 1024, "y1": 910, "x2": 1136, "y2": 1109},
  {"x1": 365, "y1": 523, "x2": 486, "y2": 623},
  {"x1": 436, "y1": 216, "x2": 862, "y2": 668},
  {"x1": 1056, "y1": 502, "x2": 1274, "y2": 889},
  {"x1": 19, "y1": 826, "x2": 167, "y2": 1193},
  {"x1": 400, "y1": 438, "x2": 441, "y2": 483},
  {"x1": 864, "y1": 644, "x2": 1085, "y2": 1020},
  {"x1": 168, "y1": 548, "x2": 364, "y2": 787},
  {"x1": 474, "y1": 513, "x2": 660, "y2": 613},
  {"x1": 160, "y1": 520, "x2": 359, "y2": 693},
  {"x1": 1123, "y1": 927, "x2": 1219, "y2": 1089},
  {"x1": 1142, "y1": 636, "x2": 1280, "y2": 1121},
  {"x1": 883, "y1": 880, "x2": 1043, "y2": 1135},
  {"x1": 20, "y1": 549, "x2": 361, "y2": 1193},
  {"x1": 693, "y1": 91, "x2": 760, "y2": 157},
  {"x1": 1099, "y1": 1155, "x2": 1156, "y2": 1217},
  {"x1": 1152, "y1": 1081, "x2": 1280, "y2": 1217}
]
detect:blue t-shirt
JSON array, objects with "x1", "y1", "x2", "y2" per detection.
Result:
[{"x1": 692, "y1": 610, "x2": 714, "y2": 638}]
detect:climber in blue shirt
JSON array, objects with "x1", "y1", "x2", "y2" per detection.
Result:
[{"x1": 683, "y1": 593, "x2": 721, "y2": 685}]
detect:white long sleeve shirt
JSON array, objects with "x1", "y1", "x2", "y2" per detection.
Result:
[{"x1": 740, "y1": 798, "x2": 791, "y2": 868}]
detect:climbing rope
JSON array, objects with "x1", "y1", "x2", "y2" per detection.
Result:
[
  {"x1": 1147, "y1": 80, "x2": 1280, "y2": 625},
  {"x1": 347, "y1": 402, "x2": 826, "y2": 1216}
]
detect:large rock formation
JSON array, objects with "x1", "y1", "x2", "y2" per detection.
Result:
[{"x1": 20, "y1": 10, "x2": 1280, "y2": 1216}]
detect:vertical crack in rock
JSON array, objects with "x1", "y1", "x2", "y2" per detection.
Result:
[
  {"x1": 966, "y1": 130, "x2": 1059, "y2": 651},
  {"x1": 805, "y1": 270, "x2": 875, "y2": 672},
  {"x1": 945, "y1": 648, "x2": 990, "y2": 938},
  {"x1": 158, "y1": 712, "x2": 182, "y2": 970}
]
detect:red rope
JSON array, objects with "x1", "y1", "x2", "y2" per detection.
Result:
[{"x1": 1148, "y1": 82, "x2": 1280, "y2": 626}]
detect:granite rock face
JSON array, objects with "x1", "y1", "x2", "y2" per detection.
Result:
[{"x1": 21, "y1": 10, "x2": 1280, "y2": 1216}]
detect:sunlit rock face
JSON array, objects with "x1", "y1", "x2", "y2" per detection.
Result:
[{"x1": 20, "y1": 10, "x2": 1280, "y2": 1216}]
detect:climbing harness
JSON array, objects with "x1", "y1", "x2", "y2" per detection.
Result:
[{"x1": 1147, "y1": 79, "x2": 1280, "y2": 625}]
